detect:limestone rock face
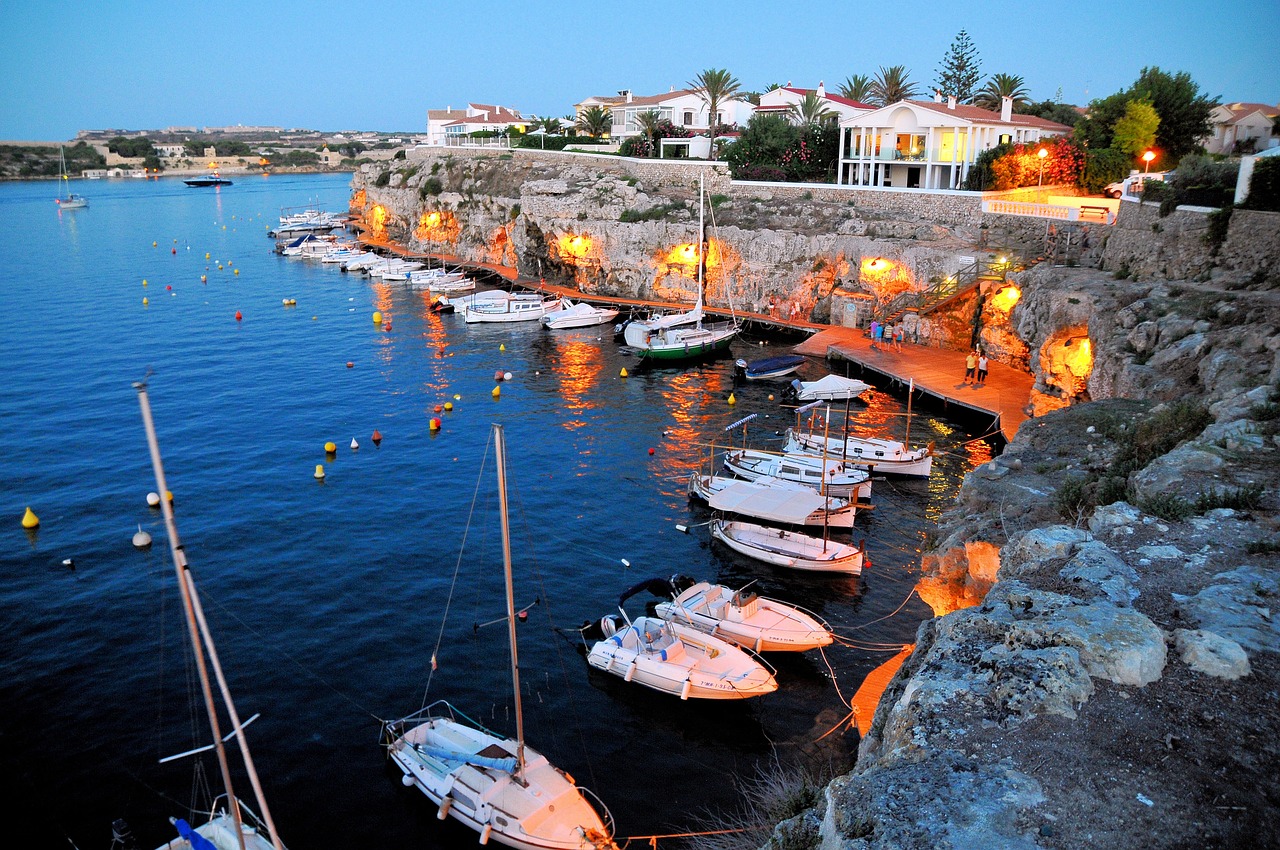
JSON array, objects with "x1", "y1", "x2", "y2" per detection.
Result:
[{"x1": 1173, "y1": 565, "x2": 1280, "y2": 654}]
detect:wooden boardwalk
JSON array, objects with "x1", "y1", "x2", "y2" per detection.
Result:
[
  {"x1": 354, "y1": 234, "x2": 1032, "y2": 440},
  {"x1": 794, "y1": 327, "x2": 1032, "y2": 441}
]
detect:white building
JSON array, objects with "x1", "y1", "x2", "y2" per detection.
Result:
[
  {"x1": 837, "y1": 96, "x2": 1072, "y2": 190},
  {"x1": 754, "y1": 83, "x2": 872, "y2": 124},
  {"x1": 155, "y1": 144, "x2": 186, "y2": 158},
  {"x1": 425, "y1": 104, "x2": 528, "y2": 145},
  {"x1": 607, "y1": 88, "x2": 754, "y2": 140},
  {"x1": 1203, "y1": 102, "x2": 1279, "y2": 155}
]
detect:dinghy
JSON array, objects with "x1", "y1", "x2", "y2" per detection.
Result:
[
  {"x1": 735, "y1": 354, "x2": 807, "y2": 380},
  {"x1": 789, "y1": 374, "x2": 872, "y2": 402}
]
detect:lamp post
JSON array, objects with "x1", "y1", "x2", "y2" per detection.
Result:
[
  {"x1": 1142, "y1": 149, "x2": 1156, "y2": 174},
  {"x1": 1037, "y1": 147, "x2": 1048, "y2": 190}
]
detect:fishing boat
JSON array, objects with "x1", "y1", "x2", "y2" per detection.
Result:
[
  {"x1": 584, "y1": 612, "x2": 777, "y2": 700},
  {"x1": 382, "y1": 424, "x2": 618, "y2": 850},
  {"x1": 789, "y1": 374, "x2": 872, "y2": 402},
  {"x1": 711, "y1": 519, "x2": 866, "y2": 575},
  {"x1": 785, "y1": 379, "x2": 934, "y2": 477},
  {"x1": 621, "y1": 174, "x2": 738, "y2": 361},
  {"x1": 734, "y1": 354, "x2": 806, "y2": 380},
  {"x1": 463, "y1": 292, "x2": 559, "y2": 324},
  {"x1": 641, "y1": 576, "x2": 834, "y2": 653},
  {"x1": 688, "y1": 472, "x2": 858, "y2": 528},
  {"x1": 132, "y1": 383, "x2": 285, "y2": 850},
  {"x1": 542, "y1": 298, "x2": 620, "y2": 330},
  {"x1": 722, "y1": 448, "x2": 873, "y2": 501},
  {"x1": 184, "y1": 172, "x2": 233, "y2": 187},
  {"x1": 55, "y1": 146, "x2": 88, "y2": 209}
]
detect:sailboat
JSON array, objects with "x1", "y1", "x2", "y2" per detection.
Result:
[
  {"x1": 382, "y1": 424, "x2": 618, "y2": 850},
  {"x1": 622, "y1": 173, "x2": 738, "y2": 361},
  {"x1": 133, "y1": 382, "x2": 285, "y2": 850},
  {"x1": 55, "y1": 146, "x2": 88, "y2": 209},
  {"x1": 783, "y1": 378, "x2": 934, "y2": 477}
]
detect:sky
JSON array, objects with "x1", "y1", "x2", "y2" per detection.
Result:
[{"x1": 2, "y1": 0, "x2": 1276, "y2": 140}]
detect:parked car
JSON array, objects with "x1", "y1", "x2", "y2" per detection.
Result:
[{"x1": 1104, "y1": 171, "x2": 1170, "y2": 198}]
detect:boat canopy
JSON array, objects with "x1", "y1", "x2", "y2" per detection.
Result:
[
  {"x1": 794, "y1": 374, "x2": 871, "y2": 401},
  {"x1": 706, "y1": 479, "x2": 829, "y2": 524}
]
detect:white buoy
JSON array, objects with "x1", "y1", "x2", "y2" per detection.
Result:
[
  {"x1": 503, "y1": 371, "x2": 513, "y2": 381},
  {"x1": 620, "y1": 559, "x2": 631, "y2": 567},
  {"x1": 146, "y1": 492, "x2": 161, "y2": 507},
  {"x1": 350, "y1": 437, "x2": 359, "y2": 450},
  {"x1": 676, "y1": 524, "x2": 689, "y2": 533},
  {"x1": 132, "y1": 525, "x2": 152, "y2": 548}
]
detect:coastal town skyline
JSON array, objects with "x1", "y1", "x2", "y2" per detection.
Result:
[{"x1": 2, "y1": 0, "x2": 1275, "y2": 141}]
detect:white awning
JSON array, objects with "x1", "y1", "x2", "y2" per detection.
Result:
[
  {"x1": 707, "y1": 480, "x2": 826, "y2": 524},
  {"x1": 797, "y1": 374, "x2": 871, "y2": 401}
]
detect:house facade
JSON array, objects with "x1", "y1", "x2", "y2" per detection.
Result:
[
  {"x1": 425, "y1": 104, "x2": 528, "y2": 145},
  {"x1": 836, "y1": 96, "x2": 1072, "y2": 190},
  {"x1": 1203, "y1": 102, "x2": 1279, "y2": 155},
  {"x1": 754, "y1": 83, "x2": 872, "y2": 124},
  {"x1": 608, "y1": 88, "x2": 754, "y2": 139}
]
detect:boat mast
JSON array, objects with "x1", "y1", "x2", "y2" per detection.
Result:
[
  {"x1": 905, "y1": 378, "x2": 914, "y2": 449},
  {"x1": 493, "y1": 424, "x2": 527, "y2": 779},
  {"x1": 696, "y1": 172, "x2": 705, "y2": 329},
  {"x1": 136, "y1": 383, "x2": 284, "y2": 850},
  {"x1": 821, "y1": 405, "x2": 831, "y2": 552}
]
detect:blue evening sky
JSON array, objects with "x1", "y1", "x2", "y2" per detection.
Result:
[{"x1": 2, "y1": 0, "x2": 1275, "y2": 140}]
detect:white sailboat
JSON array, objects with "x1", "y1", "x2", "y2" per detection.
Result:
[
  {"x1": 383, "y1": 424, "x2": 617, "y2": 850},
  {"x1": 621, "y1": 173, "x2": 737, "y2": 361},
  {"x1": 541, "y1": 298, "x2": 620, "y2": 330},
  {"x1": 134, "y1": 382, "x2": 284, "y2": 850},
  {"x1": 711, "y1": 519, "x2": 866, "y2": 575},
  {"x1": 722, "y1": 449, "x2": 873, "y2": 501},
  {"x1": 55, "y1": 146, "x2": 88, "y2": 209},
  {"x1": 688, "y1": 472, "x2": 858, "y2": 528}
]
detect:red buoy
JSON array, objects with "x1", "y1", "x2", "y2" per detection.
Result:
[
  {"x1": 648, "y1": 448, "x2": 655, "y2": 455},
  {"x1": 166, "y1": 285, "x2": 172, "y2": 291},
  {"x1": 429, "y1": 417, "x2": 441, "y2": 431},
  {"x1": 234, "y1": 311, "x2": 242, "y2": 321},
  {"x1": 346, "y1": 361, "x2": 354, "y2": 368},
  {"x1": 371, "y1": 429, "x2": 383, "y2": 445},
  {"x1": 171, "y1": 247, "x2": 177, "y2": 254},
  {"x1": 494, "y1": 370, "x2": 504, "y2": 382}
]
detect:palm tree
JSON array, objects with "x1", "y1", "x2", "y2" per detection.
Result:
[
  {"x1": 541, "y1": 116, "x2": 564, "y2": 135},
  {"x1": 838, "y1": 74, "x2": 873, "y2": 104},
  {"x1": 787, "y1": 92, "x2": 837, "y2": 127},
  {"x1": 632, "y1": 109, "x2": 663, "y2": 157},
  {"x1": 974, "y1": 73, "x2": 1031, "y2": 111},
  {"x1": 869, "y1": 65, "x2": 918, "y2": 106},
  {"x1": 574, "y1": 105, "x2": 613, "y2": 139},
  {"x1": 688, "y1": 68, "x2": 743, "y2": 160}
]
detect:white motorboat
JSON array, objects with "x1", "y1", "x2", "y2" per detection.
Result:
[
  {"x1": 790, "y1": 374, "x2": 872, "y2": 402},
  {"x1": 382, "y1": 425, "x2": 617, "y2": 850},
  {"x1": 652, "y1": 577, "x2": 833, "y2": 653},
  {"x1": 378, "y1": 262, "x2": 425, "y2": 281},
  {"x1": 784, "y1": 430, "x2": 933, "y2": 478},
  {"x1": 722, "y1": 449, "x2": 873, "y2": 501},
  {"x1": 735, "y1": 354, "x2": 806, "y2": 380},
  {"x1": 688, "y1": 472, "x2": 857, "y2": 528},
  {"x1": 711, "y1": 519, "x2": 866, "y2": 575},
  {"x1": 542, "y1": 298, "x2": 620, "y2": 330},
  {"x1": 585, "y1": 614, "x2": 777, "y2": 700},
  {"x1": 464, "y1": 293, "x2": 559, "y2": 323}
]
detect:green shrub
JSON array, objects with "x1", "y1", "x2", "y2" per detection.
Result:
[
  {"x1": 1242, "y1": 157, "x2": 1280, "y2": 211},
  {"x1": 1195, "y1": 484, "x2": 1264, "y2": 513},
  {"x1": 1140, "y1": 493, "x2": 1193, "y2": 521},
  {"x1": 1054, "y1": 476, "x2": 1093, "y2": 520},
  {"x1": 1082, "y1": 148, "x2": 1131, "y2": 194},
  {"x1": 420, "y1": 177, "x2": 443, "y2": 197},
  {"x1": 1245, "y1": 540, "x2": 1280, "y2": 555},
  {"x1": 619, "y1": 202, "x2": 684, "y2": 222},
  {"x1": 372, "y1": 170, "x2": 390, "y2": 188},
  {"x1": 1205, "y1": 206, "x2": 1234, "y2": 255}
]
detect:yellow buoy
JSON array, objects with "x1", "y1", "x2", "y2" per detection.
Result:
[
  {"x1": 324, "y1": 441, "x2": 337, "y2": 453},
  {"x1": 499, "y1": 344, "x2": 506, "y2": 352},
  {"x1": 205, "y1": 252, "x2": 210, "y2": 259},
  {"x1": 314, "y1": 464, "x2": 326, "y2": 480},
  {"x1": 444, "y1": 402, "x2": 453, "y2": 411},
  {"x1": 454, "y1": 394, "x2": 461, "y2": 400},
  {"x1": 491, "y1": 385, "x2": 501, "y2": 398},
  {"x1": 372, "y1": 311, "x2": 383, "y2": 324},
  {"x1": 768, "y1": 394, "x2": 775, "y2": 401},
  {"x1": 234, "y1": 269, "x2": 239, "y2": 276},
  {"x1": 620, "y1": 368, "x2": 628, "y2": 378},
  {"x1": 728, "y1": 393, "x2": 737, "y2": 405},
  {"x1": 21, "y1": 507, "x2": 39, "y2": 529},
  {"x1": 152, "y1": 241, "x2": 157, "y2": 247},
  {"x1": 142, "y1": 297, "x2": 149, "y2": 305},
  {"x1": 142, "y1": 279, "x2": 148, "y2": 287}
]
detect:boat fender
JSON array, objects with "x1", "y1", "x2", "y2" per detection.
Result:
[
  {"x1": 624, "y1": 660, "x2": 637, "y2": 682},
  {"x1": 479, "y1": 824, "x2": 492, "y2": 844},
  {"x1": 401, "y1": 773, "x2": 415, "y2": 787},
  {"x1": 436, "y1": 796, "x2": 452, "y2": 819},
  {"x1": 680, "y1": 679, "x2": 692, "y2": 700}
]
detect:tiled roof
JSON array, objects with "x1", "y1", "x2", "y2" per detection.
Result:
[
  {"x1": 612, "y1": 88, "x2": 700, "y2": 107},
  {"x1": 782, "y1": 87, "x2": 872, "y2": 110},
  {"x1": 901, "y1": 100, "x2": 1071, "y2": 132},
  {"x1": 1221, "y1": 102, "x2": 1280, "y2": 124},
  {"x1": 446, "y1": 113, "x2": 527, "y2": 126}
]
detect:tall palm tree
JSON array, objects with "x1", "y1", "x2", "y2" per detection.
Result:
[
  {"x1": 574, "y1": 105, "x2": 613, "y2": 139},
  {"x1": 787, "y1": 92, "x2": 837, "y2": 127},
  {"x1": 974, "y1": 73, "x2": 1031, "y2": 111},
  {"x1": 632, "y1": 109, "x2": 663, "y2": 157},
  {"x1": 838, "y1": 74, "x2": 873, "y2": 104},
  {"x1": 869, "y1": 65, "x2": 918, "y2": 106},
  {"x1": 688, "y1": 68, "x2": 742, "y2": 160}
]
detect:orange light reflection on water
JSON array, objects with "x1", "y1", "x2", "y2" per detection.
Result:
[
  {"x1": 549, "y1": 338, "x2": 605, "y2": 432},
  {"x1": 653, "y1": 368, "x2": 729, "y2": 486},
  {"x1": 414, "y1": 292, "x2": 453, "y2": 401}
]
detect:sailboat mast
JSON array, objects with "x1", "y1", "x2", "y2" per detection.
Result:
[
  {"x1": 135, "y1": 383, "x2": 249, "y2": 850},
  {"x1": 905, "y1": 378, "x2": 914, "y2": 448},
  {"x1": 821, "y1": 405, "x2": 831, "y2": 552},
  {"x1": 493, "y1": 424, "x2": 527, "y2": 778}
]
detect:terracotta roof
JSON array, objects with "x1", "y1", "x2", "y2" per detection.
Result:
[
  {"x1": 427, "y1": 109, "x2": 461, "y2": 119},
  {"x1": 901, "y1": 100, "x2": 1071, "y2": 132},
  {"x1": 612, "y1": 88, "x2": 700, "y2": 107},
  {"x1": 446, "y1": 113, "x2": 527, "y2": 126},
  {"x1": 782, "y1": 86, "x2": 873, "y2": 110},
  {"x1": 1221, "y1": 102, "x2": 1280, "y2": 124}
]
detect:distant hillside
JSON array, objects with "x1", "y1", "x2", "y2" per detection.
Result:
[{"x1": 0, "y1": 142, "x2": 104, "y2": 179}]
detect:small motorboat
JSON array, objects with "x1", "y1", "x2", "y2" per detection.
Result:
[
  {"x1": 184, "y1": 172, "x2": 233, "y2": 187},
  {"x1": 784, "y1": 430, "x2": 934, "y2": 478},
  {"x1": 723, "y1": 448, "x2": 873, "y2": 501},
  {"x1": 688, "y1": 472, "x2": 858, "y2": 527},
  {"x1": 788, "y1": 374, "x2": 872, "y2": 402},
  {"x1": 644, "y1": 576, "x2": 834, "y2": 653},
  {"x1": 735, "y1": 354, "x2": 807, "y2": 380},
  {"x1": 542, "y1": 298, "x2": 620, "y2": 330},
  {"x1": 711, "y1": 519, "x2": 866, "y2": 575}
]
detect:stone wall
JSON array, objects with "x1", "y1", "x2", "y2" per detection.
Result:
[
  {"x1": 1100, "y1": 200, "x2": 1215, "y2": 281},
  {"x1": 1216, "y1": 208, "x2": 1280, "y2": 288}
]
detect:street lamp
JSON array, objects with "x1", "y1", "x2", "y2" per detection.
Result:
[
  {"x1": 1142, "y1": 149, "x2": 1156, "y2": 174},
  {"x1": 1037, "y1": 147, "x2": 1048, "y2": 190}
]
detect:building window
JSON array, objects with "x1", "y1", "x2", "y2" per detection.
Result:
[{"x1": 684, "y1": 111, "x2": 693, "y2": 125}]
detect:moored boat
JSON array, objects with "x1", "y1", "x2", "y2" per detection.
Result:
[
  {"x1": 542, "y1": 298, "x2": 620, "y2": 330},
  {"x1": 722, "y1": 448, "x2": 873, "y2": 501},
  {"x1": 784, "y1": 430, "x2": 933, "y2": 478},
  {"x1": 653, "y1": 577, "x2": 834, "y2": 653},
  {"x1": 688, "y1": 471, "x2": 858, "y2": 528},
  {"x1": 463, "y1": 292, "x2": 559, "y2": 323},
  {"x1": 789, "y1": 374, "x2": 872, "y2": 402},
  {"x1": 711, "y1": 519, "x2": 866, "y2": 575},
  {"x1": 184, "y1": 172, "x2": 233, "y2": 187},
  {"x1": 735, "y1": 354, "x2": 807, "y2": 380}
]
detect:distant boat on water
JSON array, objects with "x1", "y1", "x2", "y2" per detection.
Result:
[
  {"x1": 55, "y1": 146, "x2": 88, "y2": 209},
  {"x1": 184, "y1": 172, "x2": 233, "y2": 187}
]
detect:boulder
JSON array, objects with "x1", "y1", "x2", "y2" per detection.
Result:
[
  {"x1": 1173, "y1": 628, "x2": 1252, "y2": 679},
  {"x1": 1060, "y1": 541, "x2": 1141, "y2": 605},
  {"x1": 1172, "y1": 565, "x2": 1280, "y2": 653}
]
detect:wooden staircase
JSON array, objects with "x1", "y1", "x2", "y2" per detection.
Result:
[{"x1": 876, "y1": 255, "x2": 1020, "y2": 325}]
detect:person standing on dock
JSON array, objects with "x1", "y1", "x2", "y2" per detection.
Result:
[
  {"x1": 894, "y1": 324, "x2": 904, "y2": 351},
  {"x1": 869, "y1": 319, "x2": 880, "y2": 350},
  {"x1": 976, "y1": 353, "x2": 989, "y2": 386},
  {"x1": 964, "y1": 350, "x2": 977, "y2": 383}
]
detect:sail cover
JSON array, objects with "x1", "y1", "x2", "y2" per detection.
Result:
[
  {"x1": 707, "y1": 480, "x2": 827, "y2": 524},
  {"x1": 795, "y1": 374, "x2": 872, "y2": 401}
]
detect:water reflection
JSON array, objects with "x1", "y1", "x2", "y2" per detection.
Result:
[
  {"x1": 650, "y1": 366, "x2": 729, "y2": 491},
  {"x1": 547, "y1": 335, "x2": 604, "y2": 432}
]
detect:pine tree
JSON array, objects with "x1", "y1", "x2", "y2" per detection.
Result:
[{"x1": 934, "y1": 29, "x2": 982, "y2": 103}]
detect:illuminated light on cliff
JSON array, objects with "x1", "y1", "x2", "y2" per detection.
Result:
[
  {"x1": 556, "y1": 233, "x2": 593, "y2": 260},
  {"x1": 859, "y1": 255, "x2": 914, "y2": 302},
  {"x1": 990, "y1": 284, "x2": 1022, "y2": 313},
  {"x1": 367, "y1": 204, "x2": 388, "y2": 239},
  {"x1": 414, "y1": 210, "x2": 459, "y2": 244},
  {"x1": 484, "y1": 224, "x2": 517, "y2": 267},
  {"x1": 661, "y1": 239, "x2": 722, "y2": 270},
  {"x1": 259, "y1": 157, "x2": 270, "y2": 167},
  {"x1": 350, "y1": 189, "x2": 367, "y2": 211},
  {"x1": 1039, "y1": 326, "x2": 1094, "y2": 398}
]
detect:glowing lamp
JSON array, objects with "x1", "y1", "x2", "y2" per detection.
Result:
[
  {"x1": 1037, "y1": 148, "x2": 1048, "y2": 160},
  {"x1": 1142, "y1": 150, "x2": 1157, "y2": 174}
]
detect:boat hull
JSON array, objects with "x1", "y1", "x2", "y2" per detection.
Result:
[
  {"x1": 711, "y1": 520, "x2": 864, "y2": 574},
  {"x1": 722, "y1": 450, "x2": 873, "y2": 502},
  {"x1": 688, "y1": 473, "x2": 856, "y2": 528},
  {"x1": 785, "y1": 430, "x2": 933, "y2": 477},
  {"x1": 655, "y1": 582, "x2": 832, "y2": 653}
]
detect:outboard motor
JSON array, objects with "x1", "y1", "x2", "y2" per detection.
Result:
[
  {"x1": 733, "y1": 359, "x2": 748, "y2": 380},
  {"x1": 111, "y1": 818, "x2": 139, "y2": 850},
  {"x1": 784, "y1": 378, "x2": 803, "y2": 402},
  {"x1": 669, "y1": 574, "x2": 697, "y2": 594}
]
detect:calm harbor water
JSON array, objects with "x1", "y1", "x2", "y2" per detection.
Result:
[{"x1": 1, "y1": 172, "x2": 992, "y2": 850}]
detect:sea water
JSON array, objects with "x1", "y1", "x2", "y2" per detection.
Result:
[{"x1": 0, "y1": 172, "x2": 992, "y2": 849}]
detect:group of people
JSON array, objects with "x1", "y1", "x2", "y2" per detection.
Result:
[
  {"x1": 964, "y1": 350, "x2": 990, "y2": 386},
  {"x1": 868, "y1": 319, "x2": 905, "y2": 351}
]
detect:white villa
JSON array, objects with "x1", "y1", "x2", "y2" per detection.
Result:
[
  {"x1": 755, "y1": 83, "x2": 872, "y2": 124},
  {"x1": 607, "y1": 88, "x2": 754, "y2": 140},
  {"x1": 837, "y1": 95, "x2": 1072, "y2": 190},
  {"x1": 425, "y1": 104, "x2": 529, "y2": 145},
  {"x1": 1202, "y1": 102, "x2": 1279, "y2": 155}
]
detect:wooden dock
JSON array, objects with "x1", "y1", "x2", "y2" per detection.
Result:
[
  {"x1": 794, "y1": 327, "x2": 1032, "y2": 441},
  {"x1": 354, "y1": 234, "x2": 1032, "y2": 440}
]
